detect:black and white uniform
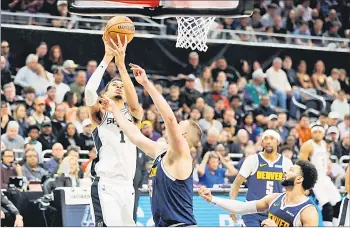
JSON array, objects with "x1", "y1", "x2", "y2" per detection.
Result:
[
  {"x1": 308, "y1": 139, "x2": 341, "y2": 207},
  {"x1": 90, "y1": 109, "x2": 136, "y2": 226}
]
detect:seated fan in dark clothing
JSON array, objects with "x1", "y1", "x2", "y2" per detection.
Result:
[
  {"x1": 57, "y1": 123, "x2": 82, "y2": 149},
  {"x1": 78, "y1": 119, "x2": 94, "y2": 150}
]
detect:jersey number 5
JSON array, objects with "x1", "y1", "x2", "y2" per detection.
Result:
[
  {"x1": 266, "y1": 181, "x2": 274, "y2": 194},
  {"x1": 120, "y1": 131, "x2": 125, "y2": 143}
]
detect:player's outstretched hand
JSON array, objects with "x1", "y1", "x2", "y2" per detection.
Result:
[
  {"x1": 109, "y1": 35, "x2": 127, "y2": 67},
  {"x1": 198, "y1": 186, "x2": 212, "y2": 202},
  {"x1": 129, "y1": 63, "x2": 149, "y2": 86},
  {"x1": 100, "y1": 95, "x2": 119, "y2": 113},
  {"x1": 261, "y1": 218, "x2": 278, "y2": 227}
]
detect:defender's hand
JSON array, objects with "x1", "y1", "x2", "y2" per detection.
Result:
[
  {"x1": 100, "y1": 95, "x2": 119, "y2": 113},
  {"x1": 129, "y1": 63, "x2": 149, "y2": 86},
  {"x1": 230, "y1": 213, "x2": 238, "y2": 223},
  {"x1": 198, "y1": 186, "x2": 212, "y2": 202},
  {"x1": 261, "y1": 218, "x2": 278, "y2": 227}
]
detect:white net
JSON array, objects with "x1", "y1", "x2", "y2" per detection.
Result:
[{"x1": 175, "y1": 16, "x2": 216, "y2": 52}]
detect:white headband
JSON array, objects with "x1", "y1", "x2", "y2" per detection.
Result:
[
  {"x1": 262, "y1": 129, "x2": 281, "y2": 142},
  {"x1": 311, "y1": 126, "x2": 325, "y2": 133}
]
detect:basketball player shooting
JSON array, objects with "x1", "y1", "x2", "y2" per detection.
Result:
[
  {"x1": 84, "y1": 34, "x2": 143, "y2": 226},
  {"x1": 100, "y1": 65, "x2": 202, "y2": 226},
  {"x1": 199, "y1": 160, "x2": 319, "y2": 227}
]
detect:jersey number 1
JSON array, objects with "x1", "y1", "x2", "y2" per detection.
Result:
[
  {"x1": 266, "y1": 181, "x2": 274, "y2": 194},
  {"x1": 120, "y1": 131, "x2": 125, "y2": 143}
]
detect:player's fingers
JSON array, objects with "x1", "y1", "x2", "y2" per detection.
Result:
[
  {"x1": 129, "y1": 63, "x2": 141, "y2": 69},
  {"x1": 123, "y1": 35, "x2": 128, "y2": 49},
  {"x1": 116, "y1": 34, "x2": 122, "y2": 48},
  {"x1": 109, "y1": 38, "x2": 118, "y2": 49}
]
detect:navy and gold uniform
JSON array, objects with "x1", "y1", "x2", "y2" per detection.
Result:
[
  {"x1": 268, "y1": 193, "x2": 315, "y2": 227},
  {"x1": 149, "y1": 152, "x2": 196, "y2": 227}
]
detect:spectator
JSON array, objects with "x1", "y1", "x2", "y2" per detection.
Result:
[
  {"x1": 62, "y1": 92, "x2": 78, "y2": 121},
  {"x1": 181, "y1": 75, "x2": 202, "y2": 114},
  {"x1": 69, "y1": 70, "x2": 86, "y2": 105},
  {"x1": 1, "y1": 149, "x2": 21, "y2": 189},
  {"x1": 286, "y1": 9, "x2": 298, "y2": 33},
  {"x1": 197, "y1": 151, "x2": 237, "y2": 188},
  {"x1": 338, "y1": 114, "x2": 350, "y2": 139},
  {"x1": 51, "y1": 103, "x2": 67, "y2": 136},
  {"x1": 51, "y1": 0, "x2": 78, "y2": 29},
  {"x1": 32, "y1": 63, "x2": 53, "y2": 96},
  {"x1": 261, "y1": 3, "x2": 279, "y2": 28},
  {"x1": 338, "y1": 69, "x2": 350, "y2": 92},
  {"x1": 1, "y1": 55, "x2": 14, "y2": 87},
  {"x1": 297, "y1": 60, "x2": 314, "y2": 89},
  {"x1": 213, "y1": 99, "x2": 225, "y2": 121},
  {"x1": 35, "y1": 42, "x2": 48, "y2": 69},
  {"x1": 178, "y1": 51, "x2": 203, "y2": 78},
  {"x1": 82, "y1": 145, "x2": 96, "y2": 176},
  {"x1": 296, "y1": 0, "x2": 312, "y2": 22},
  {"x1": 204, "y1": 81, "x2": 230, "y2": 109},
  {"x1": 202, "y1": 128, "x2": 220, "y2": 155},
  {"x1": 327, "y1": 68, "x2": 341, "y2": 95},
  {"x1": 23, "y1": 87, "x2": 35, "y2": 116},
  {"x1": 72, "y1": 106, "x2": 90, "y2": 134},
  {"x1": 243, "y1": 69, "x2": 268, "y2": 105},
  {"x1": 324, "y1": 9, "x2": 342, "y2": 31},
  {"x1": 65, "y1": 145, "x2": 80, "y2": 160},
  {"x1": 293, "y1": 22, "x2": 313, "y2": 46},
  {"x1": 57, "y1": 122, "x2": 81, "y2": 149},
  {"x1": 211, "y1": 57, "x2": 238, "y2": 82},
  {"x1": 27, "y1": 97, "x2": 51, "y2": 128},
  {"x1": 24, "y1": 125, "x2": 43, "y2": 160},
  {"x1": 2, "y1": 83, "x2": 23, "y2": 111},
  {"x1": 312, "y1": 60, "x2": 335, "y2": 97},
  {"x1": 52, "y1": 67, "x2": 70, "y2": 103},
  {"x1": 43, "y1": 143, "x2": 64, "y2": 175},
  {"x1": 277, "y1": 111, "x2": 290, "y2": 143},
  {"x1": 189, "y1": 106, "x2": 201, "y2": 123},
  {"x1": 166, "y1": 86, "x2": 183, "y2": 114},
  {"x1": 273, "y1": 15, "x2": 287, "y2": 42},
  {"x1": 62, "y1": 60, "x2": 78, "y2": 85},
  {"x1": 14, "y1": 54, "x2": 42, "y2": 93},
  {"x1": 216, "y1": 72, "x2": 229, "y2": 97},
  {"x1": 199, "y1": 106, "x2": 223, "y2": 134},
  {"x1": 266, "y1": 57, "x2": 291, "y2": 110},
  {"x1": 13, "y1": 104, "x2": 28, "y2": 138},
  {"x1": 230, "y1": 129, "x2": 249, "y2": 154},
  {"x1": 334, "y1": 132, "x2": 350, "y2": 159},
  {"x1": 326, "y1": 126, "x2": 340, "y2": 143},
  {"x1": 323, "y1": 22, "x2": 342, "y2": 48},
  {"x1": 236, "y1": 17, "x2": 257, "y2": 42},
  {"x1": 234, "y1": 145, "x2": 257, "y2": 170},
  {"x1": 1, "y1": 192, "x2": 24, "y2": 227},
  {"x1": 250, "y1": 8, "x2": 264, "y2": 32},
  {"x1": 45, "y1": 86, "x2": 57, "y2": 116},
  {"x1": 254, "y1": 94, "x2": 276, "y2": 127},
  {"x1": 282, "y1": 56, "x2": 298, "y2": 87},
  {"x1": 1, "y1": 40, "x2": 17, "y2": 74},
  {"x1": 222, "y1": 109, "x2": 237, "y2": 129},
  {"x1": 227, "y1": 83, "x2": 239, "y2": 101},
  {"x1": 267, "y1": 114, "x2": 279, "y2": 130},
  {"x1": 1, "y1": 121, "x2": 24, "y2": 150},
  {"x1": 140, "y1": 120, "x2": 161, "y2": 142},
  {"x1": 21, "y1": 149, "x2": 48, "y2": 181},
  {"x1": 78, "y1": 119, "x2": 94, "y2": 150},
  {"x1": 280, "y1": 146, "x2": 297, "y2": 162},
  {"x1": 296, "y1": 114, "x2": 311, "y2": 144},
  {"x1": 1, "y1": 102, "x2": 14, "y2": 134},
  {"x1": 47, "y1": 45, "x2": 63, "y2": 72},
  {"x1": 285, "y1": 134, "x2": 300, "y2": 154},
  {"x1": 331, "y1": 90, "x2": 349, "y2": 120},
  {"x1": 328, "y1": 111, "x2": 340, "y2": 127},
  {"x1": 236, "y1": 60, "x2": 251, "y2": 80},
  {"x1": 311, "y1": 19, "x2": 324, "y2": 46},
  {"x1": 317, "y1": 111, "x2": 329, "y2": 129},
  {"x1": 38, "y1": 120, "x2": 57, "y2": 151},
  {"x1": 56, "y1": 156, "x2": 80, "y2": 187}
]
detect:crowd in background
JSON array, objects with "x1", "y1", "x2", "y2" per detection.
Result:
[
  {"x1": 1, "y1": 34, "x2": 350, "y2": 190},
  {"x1": 1, "y1": 0, "x2": 350, "y2": 48}
]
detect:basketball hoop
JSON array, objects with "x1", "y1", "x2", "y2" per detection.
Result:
[{"x1": 175, "y1": 16, "x2": 216, "y2": 52}]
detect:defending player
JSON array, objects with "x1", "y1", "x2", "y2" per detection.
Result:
[
  {"x1": 229, "y1": 129, "x2": 293, "y2": 226},
  {"x1": 338, "y1": 163, "x2": 349, "y2": 226},
  {"x1": 199, "y1": 160, "x2": 319, "y2": 227},
  {"x1": 100, "y1": 64, "x2": 202, "y2": 226},
  {"x1": 299, "y1": 124, "x2": 341, "y2": 226},
  {"x1": 84, "y1": 35, "x2": 143, "y2": 226}
]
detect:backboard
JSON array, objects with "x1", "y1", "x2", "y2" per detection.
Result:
[{"x1": 68, "y1": 0, "x2": 255, "y2": 18}]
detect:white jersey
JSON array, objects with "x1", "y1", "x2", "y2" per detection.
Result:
[
  {"x1": 91, "y1": 109, "x2": 136, "y2": 180},
  {"x1": 308, "y1": 139, "x2": 328, "y2": 177}
]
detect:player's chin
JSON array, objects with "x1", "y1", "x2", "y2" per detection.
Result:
[
  {"x1": 264, "y1": 147, "x2": 273, "y2": 153},
  {"x1": 114, "y1": 95, "x2": 123, "y2": 100}
]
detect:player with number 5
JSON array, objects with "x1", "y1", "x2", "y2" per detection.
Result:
[{"x1": 229, "y1": 129, "x2": 293, "y2": 226}]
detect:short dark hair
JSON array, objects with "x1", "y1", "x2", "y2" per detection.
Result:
[
  {"x1": 23, "y1": 86, "x2": 35, "y2": 94},
  {"x1": 104, "y1": 78, "x2": 122, "y2": 93},
  {"x1": 296, "y1": 160, "x2": 318, "y2": 190},
  {"x1": 299, "y1": 113, "x2": 309, "y2": 121},
  {"x1": 229, "y1": 95, "x2": 240, "y2": 102}
]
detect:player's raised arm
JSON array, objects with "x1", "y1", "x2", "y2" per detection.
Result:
[
  {"x1": 99, "y1": 95, "x2": 166, "y2": 159},
  {"x1": 109, "y1": 36, "x2": 143, "y2": 121},
  {"x1": 130, "y1": 64, "x2": 189, "y2": 156}
]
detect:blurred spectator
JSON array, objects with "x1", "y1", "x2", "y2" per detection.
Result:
[
  {"x1": 51, "y1": 0, "x2": 78, "y2": 29},
  {"x1": 334, "y1": 132, "x2": 350, "y2": 159},
  {"x1": 69, "y1": 70, "x2": 86, "y2": 105},
  {"x1": 253, "y1": 94, "x2": 276, "y2": 127},
  {"x1": 204, "y1": 81, "x2": 229, "y2": 109},
  {"x1": 328, "y1": 111, "x2": 340, "y2": 127},
  {"x1": 243, "y1": 69, "x2": 268, "y2": 105},
  {"x1": 199, "y1": 106, "x2": 223, "y2": 134},
  {"x1": 78, "y1": 119, "x2": 94, "y2": 150},
  {"x1": 241, "y1": 112, "x2": 259, "y2": 141},
  {"x1": 236, "y1": 18, "x2": 257, "y2": 42},
  {"x1": 166, "y1": 86, "x2": 183, "y2": 114},
  {"x1": 13, "y1": 104, "x2": 28, "y2": 138},
  {"x1": 331, "y1": 90, "x2": 349, "y2": 119},
  {"x1": 323, "y1": 22, "x2": 342, "y2": 47},
  {"x1": 266, "y1": 57, "x2": 291, "y2": 110},
  {"x1": 195, "y1": 97, "x2": 206, "y2": 116},
  {"x1": 280, "y1": 146, "x2": 297, "y2": 162},
  {"x1": 82, "y1": 145, "x2": 96, "y2": 176},
  {"x1": 222, "y1": 109, "x2": 237, "y2": 129},
  {"x1": 47, "y1": 45, "x2": 63, "y2": 71},
  {"x1": 338, "y1": 69, "x2": 350, "y2": 92},
  {"x1": 56, "y1": 156, "x2": 80, "y2": 187},
  {"x1": 72, "y1": 106, "x2": 90, "y2": 134},
  {"x1": 36, "y1": 42, "x2": 49, "y2": 69},
  {"x1": 317, "y1": 111, "x2": 329, "y2": 129},
  {"x1": 273, "y1": 15, "x2": 287, "y2": 42},
  {"x1": 53, "y1": 67, "x2": 71, "y2": 103},
  {"x1": 181, "y1": 75, "x2": 201, "y2": 113},
  {"x1": 62, "y1": 92, "x2": 78, "y2": 121},
  {"x1": 311, "y1": 19, "x2": 324, "y2": 46},
  {"x1": 21, "y1": 0, "x2": 43, "y2": 14},
  {"x1": 23, "y1": 87, "x2": 35, "y2": 116},
  {"x1": 1, "y1": 40, "x2": 17, "y2": 74},
  {"x1": 326, "y1": 126, "x2": 340, "y2": 143},
  {"x1": 1, "y1": 121, "x2": 24, "y2": 150},
  {"x1": 2, "y1": 83, "x2": 23, "y2": 111},
  {"x1": 216, "y1": 72, "x2": 229, "y2": 97},
  {"x1": 312, "y1": 60, "x2": 335, "y2": 97},
  {"x1": 286, "y1": 9, "x2": 298, "y2": 33},
  {"x1": 65, "y1": 145, "x2": 80, "y2": 160},
  {"x1": 202, "y1": 128, "x2": 220, "y2": 155},
  {"x1": 141, "y1": 120, "x2": 161, "y2": 142},
  {"x1": 40, "y1": 0, "x2": 60, "y2": 17},
  {"x1": 43, "y1": 143, "x2": 64, "y2": 175},
  {"x1": 45, "y1": 86, "x2": 56, "y2": 116},
  {"x1": 62, "y1": 60, "x2": 78, "y2": 85},
  {"x1": 282, "y1": 56, "x2": 298, "y2": 87},
  {"x1": 103, "y1": 62, "x2": 117, "y2": 86},
  {"x1": 230, "y1": 129, "x2": 249, "y2": 154},
  {"x1": 24, "y1": 125, "x2": 43, "y2": 161},
  {"x1": 324, "y1": 9, "x2": 342, "y2": 31},
  {"x1": 178, "y1": 52, "x2": 203, "y2": 78},
  {"x1": 1, "y1": 55, "x2": 14, "y2": 88},
  {"x1": 296, "y1": 0, "x2": 312, "y2": 22},
  {"x1": 293, "y1": 22, "x2": 313, "y2": 46},
  {"x1": 267, "y1": 114, "x2": 279, "y2": 130},
  {"x1": 189, "y1": 106, "x2": 201, "y2": 123},
  {"x1": 213, "y1": 99, "x2": 225, "y2": 121},
  {"x1": 277, "y1": 111, "x2": 289, "y2": 143},
  {"x1": 261, "y1": 3, "x2": 279, "y2": 28},
  {"x1": 1, "y1": 149, "x2": 21, "y2": 189},
  {"x1": 57, "y1": 122, "x2": 81, "y2": 149},
  {"x1": 51, "y1": 103, "x2": 67, "y2": 136},
  {"x1": 1, "y1": 102, "x2": 14, "y2": 134},
  {"x1": 21, "y1": 149, "x2": 48, "y2": 181},
  {"x1": 234, "y1": 145, "x2": 257, "y2": 170},
  {"x1": 338, "y1": 114, "x2": 350, "y2": 139},
  {"x1": 38, "y1": 120, "x2": 57, "y2": 151},
  {"x1": 236, "y1": 60, "x2": 251, "y2": 80},
  {"x1": 197, "y1": 151, "x2": 237, "y2": 188},
  {"x1": 285, "y1": 134, "x2": 300, "y2": 154},
  {"x1": 227, "y1": 83, "x2": 239, "y2": 101},
  {"x1": 27, "y1": 97, "x2": 51, "y2": 128},
  {"x1": 250, "y1": 8, "x2": 264, "y2": 32},
  {"x1": 297, "y1": 60, "x2": 314, "y2": 89},
  {"x1": 296, "y1": 114, "x2": 311, "y2": 144},
  {"x1": 327, "y1": 68, "x2": 341, "y2": 94}
]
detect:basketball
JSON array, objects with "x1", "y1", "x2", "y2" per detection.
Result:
[{"x1": 104, "y1": 16, "x2": 135, "y2": 45}]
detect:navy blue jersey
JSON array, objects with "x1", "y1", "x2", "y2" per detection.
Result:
[
  {"x1": 268, "y1": 193, "x2": 315, "y2": 227},
  {"x1": 150, "y1": 152, "x2": 196, "y2": 227}
]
